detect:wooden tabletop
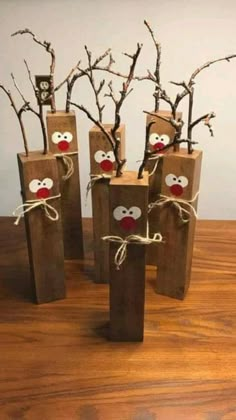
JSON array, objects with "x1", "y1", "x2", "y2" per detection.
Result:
[{"x1": 0, "y1": 218, "x2": 235, "y2": 420}]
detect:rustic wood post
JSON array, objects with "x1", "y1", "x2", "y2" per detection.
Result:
[
  {"x1": 108, "y1": 171, "x2": 148, "y2": 341},
  {"x1": 151, "y1": 149, "x2": 202, "y2": 299},
  {"x1": 17, "y1": 151, "x2": 65, "y2": 303},
  {"x1": 89, "y1": 124, "x2": 125, "y2": 283},
  {"x1": 146, "y1": 110, "x2": 182, "y2": 265},
  {"x1": 46, "y1": 110, "x2": 83, "y2": 259}
]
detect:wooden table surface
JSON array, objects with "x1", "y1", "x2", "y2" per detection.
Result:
[{"x1": 0, "y1": 218, "x2": 235, "y2": 420}]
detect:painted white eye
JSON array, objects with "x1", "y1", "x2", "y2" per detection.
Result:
[
  {"x1": 159, "y1": 134, "x2": 170, "y2": 146},
  {"x1": 41, "y1": 91, "x2": 49, "y2": 100},
  {"x1": 149, "y1": 132, "x2": 160, "y2": 146},
  {"x1": 41, "y1": 178, "x2": 54, "y2": 189},
  {"x1": 29, "y1": 179, "x2": 41, "y2": 193},
  {"x1": 113, "y1": 206, "x2": 128, "y2": 221},
  {"x1": 62, "y1": 132, "x2": 73, "y2": 143},
  {"x1": 177, "y1": 176, "x2": 188, "y2": 188},
  {"x1": 94, "y1": 150, "x2": 106, "y2": 163},
  {"x1": 106, "y1": 151, "x2": 115, "y2": 162},
  {"x1": 128, "y1": 206, "x2": 142, "y2": 220},
  {"x1": 165, "y1": 173, "x2": 178, "y2": 187},
  {"x1": 52, "y1": 132, "x2": 62, "y2": 144},
  {"x1": 40, "y1": 81, "x2": 49, "y2": 90}
]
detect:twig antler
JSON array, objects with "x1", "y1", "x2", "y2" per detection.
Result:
[
  {"x1": 11, "y1": 73, "x2": 48, "y2": 154},
  {"x1": 144, "y1": 20, "x2": 161, "y2": 112},
  {"x1": 0, "y1": 84, "x2": 29, "y2": 155},
  {"x1": 137, "y1": 120, "x2": 155, "y2": 179}
]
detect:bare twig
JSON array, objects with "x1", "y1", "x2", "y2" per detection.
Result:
[
  {"x1": 138, "y1": 120, "x2": 155, "y2": 179},
  {"x1": 144, "y1": 20, "x2": 161, "y2": 112},
  {"x1": 0, "y1": 84, "x2": 29, "y2": 155},
  {"x1": 11, "y1": 73, "x2": 48, "y2": 154}
]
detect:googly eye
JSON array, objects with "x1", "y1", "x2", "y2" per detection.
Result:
[
  {"x1": 165, "y1": 173, "x2": 178, "y2": 187},
  {"x1": 42, "y1": 178, "x2": 54, "y2": 189},
  {"x1": 113, "y1": 206, "x2": 128, "y2": 221},
  {"x1": 41, "y1": 91, "x2": 49, "y2": 100},
  {"x1": 62, "y1": 132, "x2": 73, "y2": 143},
  {"x1": 29, "y1": 179, "x2": 41, "y2": 193},
  {"x1": 159, "y1": 134, "x2": 170, "y2": 146},
  {"x1": 177, "y1": 176, "x2": 188, "y2": 188},
  {"x1": 40, "y1": 81, "x2": 49, "y2": 90},
  {"x1": 106, "y1": 151, "x2": 115, "y2": 162},
  {"x1": 128, "y1": 206, "x2": 142, "y2": 220},
  {"x1": 94, "y1": 150, "x2": 106, "y2": 163},
  {"x1": 52, "y1": 132, "x2": 62, "y2": 144},
  {"x1": 149, "y1": 133, "x2": 160, "y2": 146}
]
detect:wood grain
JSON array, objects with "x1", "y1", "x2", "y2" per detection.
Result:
[
  {"x1": 17, "y1": 151, "x2": 65, "y2": 304},
  {"x1": 109, "y1": 171, "x2": 148, "y2": 341},
  {"x1": 0, "y1": 217, "x2": 236, "y2": 419},
  {"x1": 46, "y1": 111, "x2": 84, "y2": 259}
]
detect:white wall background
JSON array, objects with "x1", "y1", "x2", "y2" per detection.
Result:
[{"x1": 0, "y1": 0, "x2": 236, "y2": 219}]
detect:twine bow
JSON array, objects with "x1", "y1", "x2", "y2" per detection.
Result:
[
  {"x1": 86, "y1": 174, "x2": 112, "y2": 200},
  {"x1": 13, "y1": 194, "x2": 61, "y2": 225},
  {"x1": 54, "y1": 151, "x2": 78, "y2": 180},
  {"x1": 102, "y1": 231, "x2": 163, "y2": 270},
  {"x1": 148, "y1": 192, "x2": 199, "y2": 223}
]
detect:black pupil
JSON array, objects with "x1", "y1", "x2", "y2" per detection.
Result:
[
  {"x1": 64, "y1": 136, "x2": 67, "y2": 139},
  {"x1": 102, "y1": 154, "x2": 106, "y2": 157},
  {"x1": 107, "y1": 155, "x2": 110, "y2": 159},
  {"x1": 129, "y1": 211, "x2": 133, "y2": 215},
  {"x1": 173, "y1": 177, "x2": 176, "y2": 181},
  {"x1": 38, "y1": 182, "x2": 41, "y2": 186},
  {"x1": 178, "y1": 179, "x2": 181, "y2": 183},
  {"x1": 122, "y1": 210, "x2": 126, "y2": 214},
  {"x1": 58, "y1": 135, "x2": 61, "y2": 138}
]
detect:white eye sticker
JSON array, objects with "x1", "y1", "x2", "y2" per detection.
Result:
[
  {"x1": 165, "y1": 173, "x2": 178, "y2": 187},
  {"x1": 159, "y1": 134, "x2": 170, "y2": 146},
  {"x1": 94, "y1": 150, "x2": 107, "y2": 163},
  {"x1": 29, "y1": 179, "x2": 41, "y2": 193},
  {"x1": 62, "y1": 132, "x2": 73, "y2": 143},
  {"x1": 149, "y1": 133, "x2": 160, "y2": 146},
  {"x1": 41, "y1": 178, "x2": 54, "y2": 190},
  {"x1": 106, "y1": 151, "x2": 115, "y2": 162},
  {"x1": 177, "y1": 176, "x2": 188, "y2": 188},
  {"x1": 113, "y1": 206, "x2": 128, "y2": 221},
  {"x1": 128, "y1": 206, "x2": 142, "y2": 220},
  {"x1": 52, "y1": 132, "x2": 62, "y2": 144},
  {"x1": 40, "y1": 81, "x2": 49, "y2": 90}
]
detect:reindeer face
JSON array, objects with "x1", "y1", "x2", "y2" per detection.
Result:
[
  {"x1": 94, "y1": 150, "x2": 115, "y2": 172},
  {"x1": 113, "y1": 206, "x2": 142, "y2": 232},
  {"x1": 149, "y1": 133, "x2": 170, "y2": 153},
  {"x1": 165, "y1": 174, "x2": 189, "y2": 197},
  {"x1": 51, "y1": 131, "x2": 73, "y2": 152},
  {"x1": 29, "y1": 178, "x2": 54, "y2": 199}
]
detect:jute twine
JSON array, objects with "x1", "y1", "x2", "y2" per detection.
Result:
[
  {"x1": 86, "y1": 174, "x2": 112, "y2": 200},
  {"x1": 148, "y1": 192, "x2": 199, "y2": 224},
  {"x1": 13, "y1": 194, "x2": 61, "y2": 225},
  {"x1": 148, "y1": 154, "x2": 163, "y2": 177},
  {"x1": 102, "y1": 228, "x2": 163, "y2": 270},
  {"x1": 54, "y1": 151, "x2": 78, "y2": 181}
]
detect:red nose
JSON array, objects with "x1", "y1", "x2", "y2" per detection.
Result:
[
  {"x1": 153, "y1": 141, "x2": 165, "y2": 151},
  {"x1": 36, "y1": 188, "x2": 50, "y2": 199},
  {"x1": 120, "y1": 216, "x2": 136, "y2": 232},
  {"x1": 100, "y1": 159, "x2": 113, "y2": 172},
  {"x1": 170, "y1": 184, "x2": 183, "y2": 197},
  {"x1": 58, "y1": 140, "x2": 69, "y2": 151}
]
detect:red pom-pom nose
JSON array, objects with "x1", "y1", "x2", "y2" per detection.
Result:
[
  {"x1": 58, "y1": 140, "x2": 69, "y2": 151},
  {"x1": 170, "y1": 184, "x2": 183, "y2": 197},
  {"x1": 36, "y1": 188, "x2": 50, "y2": 199},
  {"x1": 153, "y1": 141, "x2": 165, "y2": 151},
  {"x1": 100, "y1": 159, "x2": 113, "y2": 172},
  {"x1": 120, "y1": 216, "x2": 136, "y2": 232}
]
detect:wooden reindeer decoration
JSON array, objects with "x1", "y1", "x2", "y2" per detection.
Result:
[
  {"x1": 12, "y1": 28, "x2": 84, "y2": 259},
  {"x1": 0, "y1": 76, "x2": 65, "y2": 304}
]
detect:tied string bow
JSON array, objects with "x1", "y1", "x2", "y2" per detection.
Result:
[
  {"x1": 148, "y1": 191, "x2": 199, "y2": 223},
  {"x1": 102, "y1": 231, "x2": 163, "y2": 270},
  {"x1": 54, "y1": 151, "x2": 78, "y2": 180},
  {"x1": 13, "y1": 194, "x2": 61, "y2": 225},
  {"x1": 86, "y1": 174, "x2": 112, "y2": 200}
]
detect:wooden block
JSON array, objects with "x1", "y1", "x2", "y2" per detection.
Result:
[
  {"x1": 46, "y1": 110, "x2": 83, "y2": 259},
  {"x1": 89, "y1": 124, "x2": 126, "y2": 283},
  {"x1": 89, "y1": 124, "x2": 125, "y2": 175},
  {"x1": 152, "y1": 149, "x2": 203, "y2": 299},
  {"x1": 17, "y1": 151, "x2": 65, "y2": 304},
  {"x1": 146, "y1": 110, "x2": 182, "y2": 265},
  {"x1": 109, "y1": 171, "x2": 148, "y2": 341}
]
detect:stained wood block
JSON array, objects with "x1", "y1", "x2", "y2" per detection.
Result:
[
  {"x1": 46, "y1": 111, "x2": 83, "y2": 259},
  {"x1": 89, "y1": 124, "x2": 125, "y2": 175},
  {"x1": 89, "y1": 124, "x2": 126, "y2": 283},
  {"x1": 17, "y1": 151, "x2": 65, "y2": 304},
  {"x1": 146, "y1": 110, "x2": 182, "y2": 265},
  {"x1": 109, "y1": 171, "x2": 148, "y2": 341},
  {"x1": 152, "y1": 149, "x2": 202, "y2": 299}
]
